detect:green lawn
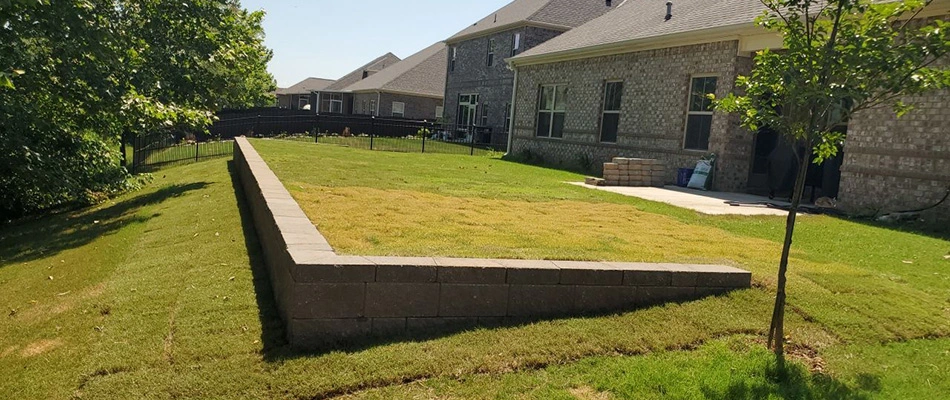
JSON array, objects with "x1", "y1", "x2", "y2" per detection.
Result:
[{"x1": 1, "y1": 139, "x2": 948, "y2": 399}]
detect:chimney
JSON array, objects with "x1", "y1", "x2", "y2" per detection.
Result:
[
  {"x1": 606, "y1": 0, "x2": 612, "y2": 6},
  {"x1": 665, "y1": 1, "x2": 673, "y2": 21}
]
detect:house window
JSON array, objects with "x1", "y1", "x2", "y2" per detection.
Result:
[
  {"x1": 511, "y1": 33, "x2": 521, "y2": 57},
  {"x1": 450, "y1": 47, "x2": 457, "y2": 72},
  {"x1": 435, "y1": 105, "x2": 444, "y2": 119},
  {"x1": 392, "y1": 102, "x2": 406, "y2": 118},
  {"x1": 536, "y1": 85, "x2": 566, "y2": 138},
  {"x1": 297, "y1": 95, "x2": 310, "y2": 110},
  {"x1": 481, "y1": 102, "x2": 489, "y2": 126},
  {"x1": 600, "y1": 81, "x2": 623, "y2": 143},
  {"x1": 684, "y1": 76, "x2": 717, "y2": 150},
  {"x1": 505, "y1": 102, "x2": 512, "y2": 133},
  {"x1": 322, "y1": 93, "x2": 343, "y2": 114},
  {"x1": 458, "y1": 94, "x2": 478, "y2": 126},
  {"x1": 361, "y1": 100, "x2": 367, "y2": 114},
  {"x1": 487, "y1": 39, "x2": 495, "y2": 66},
  {"x1": 370, "y1": 100, "x2": 376, "y2": 116}
]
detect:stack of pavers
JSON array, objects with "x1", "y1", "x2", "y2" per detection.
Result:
[{"x1": 586, "y1": 158, "x2": 666, "y2": 187}]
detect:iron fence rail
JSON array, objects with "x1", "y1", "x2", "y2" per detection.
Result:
[{"x1": 127, "y1": 111, "x2": 505, "y2": 172}]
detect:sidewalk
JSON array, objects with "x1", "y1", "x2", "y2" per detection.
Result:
[{"x1": 570, "y1": 183, "x2": 797, "y2": 216}]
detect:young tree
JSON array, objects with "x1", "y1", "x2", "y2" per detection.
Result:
[{"x1": 716, "y1": 0, "x2": 950, "y2": 364}]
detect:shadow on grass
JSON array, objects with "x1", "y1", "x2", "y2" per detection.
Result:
[
  {"x1": 227, "y1": 161, "x2": 290, "y2": 358},
  {"x1": 826, "y1": 212, "x2": 950, "y2": 242},
  {"x1": 0, "y1": 182, "x2": 210, "y2": 266},
  {"x1": 701, "y1": 362, "x2": 880, "y2": 400}
]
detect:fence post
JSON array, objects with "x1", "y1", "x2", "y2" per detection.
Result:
[
  {"x1": 470, "y1": 125, "x2": 475, "y2": 156},
  {"x1": 314, "y1": 114, "x2": 320, "y2": 143},
  {"x1": 370, "y1": 117, "x2": 375, "y2": 151},
  {"x1": 130, "y1": 135, "x2": 136, "y2": 174},
  {"x1": 421, "y1": 131, "x2": 426, "y2": 154},
  {"x1": 195, "y1": 141, "x2": 199, "y2": 162},
  {"x1": 120, "y1": 131, "x2": 127, "y2": 168}
]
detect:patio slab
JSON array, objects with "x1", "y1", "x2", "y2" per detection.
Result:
[{"x1": 570, "y1": 183, "x2": 796, "y2": 216}]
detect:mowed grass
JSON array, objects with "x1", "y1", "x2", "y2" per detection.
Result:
[
  {"x1": 0, "y1": 140, "x2": 947, "y2": 399},
  {"x1": 317, "y1": 135, "x2": 497, "y2": 156}
]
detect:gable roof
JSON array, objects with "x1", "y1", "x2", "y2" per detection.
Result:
[
  {"x1": 447, "y1": 0, "x2": 617, "y2": 43},
  {"x1": 324, "y1": 53, "x2": 402, "y2": 91},
  {"x1": 511, "y1": 0, "x2": 768, "y2": 65},
  {"x1": 276, "y1": 77, "x2": 335, "y2": 95},
  {"x1": 343, "y1": 42, "x2": 447, "y2": 98}
]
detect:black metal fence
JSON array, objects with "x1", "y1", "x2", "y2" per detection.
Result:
[
  {"x1": 125, "y1": 109, "x2": 506, "y2": 172},
  {"x1": 127, "y1": 133, "x2": 234, "y2": 173},
  {"x1": 211, "y1": 111, "x2": 505, "y2": 155}
]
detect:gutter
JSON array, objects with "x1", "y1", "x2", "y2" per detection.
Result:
[
  {"x1": 509, "y1": 22, "x2": 760, "y2": 67},
  {"x1": 446, "y1": 21, "x2": 572, "y2": 45},
  {"x1": 506, "y1": 68, "x2": 518, "y2": 156}
]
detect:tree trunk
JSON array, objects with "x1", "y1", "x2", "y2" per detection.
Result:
[{"x1": 768, "y1": 141, "x2": 812, "y2": 368}]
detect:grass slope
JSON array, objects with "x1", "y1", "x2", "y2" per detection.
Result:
[{"x1": 0, "y1": 140, "x2": 947, "y2": 399}]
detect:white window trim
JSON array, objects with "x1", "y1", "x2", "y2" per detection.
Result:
[
  {"x1": 297, "y1": 95, "x2": 310, "y2": 109},
  {"x1": 683, "y1": 74, "x2": 718, "y2": 151},
  {"x1": 458, "y1": 93, "x2": 479, "y2": 126},
  {"x1": 487, "y1": 39, "x2": 495, "y2": 67},
  {"x1": 512, "y1": 33, "x2": 521, "y2": 57},
  {"x1": 600, "y1": 80, "x2": 623, "y2": 143},
  {"x1": 537, "y1": 84, "x2": 567, "y2": 139},
  {"x1": 392, "y1": 101, "x2": 406, "y2": 118}
]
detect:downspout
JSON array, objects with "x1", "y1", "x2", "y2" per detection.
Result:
[
  {"x1": 316, "y1": 91, "x2": 322, "y2": 113},
  {"x1": 376, "y1": 91, "x2": 381, "y2": 116},
  {"x1": 506, "y1": 67, "x2": 519, "y2": 155}
]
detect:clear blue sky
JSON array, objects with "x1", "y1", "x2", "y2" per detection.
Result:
[{"x1": 240, "y1": 0, "x2": 512, "y2": 88}]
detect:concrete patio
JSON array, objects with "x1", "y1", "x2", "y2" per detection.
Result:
[{"x1": 570, "y1": 183, "x2": 798, "y2": 216}]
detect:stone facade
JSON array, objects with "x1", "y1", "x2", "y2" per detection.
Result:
[
  {"x1": 445, "y1": 26, "x2": 565, "y2": 144},
  {"x1": 511, "y1": 41, "x2": 754, "y2": 192},
  {"x1": 352, "y1": 92, "x2": 444, "y2": 120},
  {"x1": 839, "y1": 87, "x2": 950, "y2": 222}
]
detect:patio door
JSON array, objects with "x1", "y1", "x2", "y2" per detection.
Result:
[{"x1": 458, "y1": 94, "x2": 479, "y2": 126}]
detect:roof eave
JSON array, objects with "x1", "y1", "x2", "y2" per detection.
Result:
[
  {"x1": 446, "y1": 21, "x2": 571, "y2": 45},
  {"x1": 509, "y1": 22, "x2": 764, "y2": 67},
  {"x1": 350, "y1": 88, "x2": 444, "y2": 100}
]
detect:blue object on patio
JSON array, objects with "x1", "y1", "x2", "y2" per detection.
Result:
[{"x1": 677, "y1": 168, "x2": 695, "y2": 187}]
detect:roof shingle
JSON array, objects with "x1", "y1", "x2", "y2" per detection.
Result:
[
  {"x1": 276, "y1": 77, "x2": 335, "y2": 95},
  {"x1": 343, "y1": 42, "x2": 447, "y2": 98},
  {"x1": 447, "y1": 0, "x2": 617, "y2": 43},
  {"x1": 324, "y1": 53, "x2": 402, "y2": 91}
]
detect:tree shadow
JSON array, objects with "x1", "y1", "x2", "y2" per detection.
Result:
[
  {"x1": 0, "y1": 182, "x2": 210, "y2": 266},
  {"x1": 227, "y1": 161, "x2": 290, "y2": 357},
  {"x1": 825, "y1": 212, "x2": 950, "y2": 242},
  {"x1": 700, "y1": 360, "x2": 881, "y2": 400}
]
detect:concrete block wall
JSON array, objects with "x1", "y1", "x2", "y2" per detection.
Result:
[
  {"x1": 235, "y1": 137, "x2": 752, "y2": 349},
  {"x1": 602, "y1": 158, "x2": 667, "y2": 187},
  {"x1": 511, "y1": 41, "x2": 754, "y2": 192}
]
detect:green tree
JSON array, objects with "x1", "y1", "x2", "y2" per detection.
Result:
[
  {"x1": 0, "y1": 0, "x2": 275, "y2": 218},
  {"x1": 716, "y1": 0, "x2": 950, "y2": 364}
]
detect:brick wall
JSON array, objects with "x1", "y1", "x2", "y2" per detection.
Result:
[
  {"x1": 352, "y1": 92, "x2": 444, "y2": 120},
  {"x1": 445, "y1": 26, "x2": 565, "y2": 142},
  {"x1": 511, "y1": 41, "x2": 754, "y2": 191},
  {"x1": 839, "y1": 88, "x2": 950, "y2": 222}
]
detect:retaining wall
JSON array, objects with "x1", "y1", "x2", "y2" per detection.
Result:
[{"x1": 234, "y1": 137, "x2": 752, "y2": 349}]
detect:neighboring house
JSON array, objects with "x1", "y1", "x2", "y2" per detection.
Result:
[
  {"x1": 275, "y1": 77, "x2": 334, "y2": 110},
  {"x1": 343, "y1": 42, "x2": 447, "y2": 120},
  {"x1": 312, "y1": 53, "x2": 401, "y2": 114},
  {"x1": 507, "y1": 0, "x2": 950, "y2": 220},
  {"x1": 443, "y1": 0, "x2": 617, "y2": 144}
]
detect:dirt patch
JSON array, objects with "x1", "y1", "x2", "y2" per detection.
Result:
[
  {"x1": 17, "y1": 283, "x2": 107, "y2": 323},
  {"x1": 20, "y1": 338, "x2": 63, "y2": 358},
  {"x1": 569, "y1": 386, "x2": 613, "y2": 400},
  {"x1": 1, "y1": 345, "x2": 18, "y2": 358}
]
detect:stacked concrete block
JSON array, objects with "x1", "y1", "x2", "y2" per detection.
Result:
[
  {"x1": 235, "y1": 137, "x2": 752, "y2": 350},
  {"x1": 601, "y1": 158, "x2": 666, "y2": 187}
]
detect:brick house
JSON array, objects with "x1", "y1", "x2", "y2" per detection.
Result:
[
  {"x1": 275, "y1": 77, "x2": 334, "y2": 110},
  {"x1": 311, "y1": 53, "x2": 401, "y2": 115},
  {"x1": 443, "y1": 0, "x2": 617, "y2": 145},
  {"x1": 507, "y1": 0, "x2": 950, "y2": 220},
  {"x1": 344, "y1": 42, "x2": 447, "y2": 120}
]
